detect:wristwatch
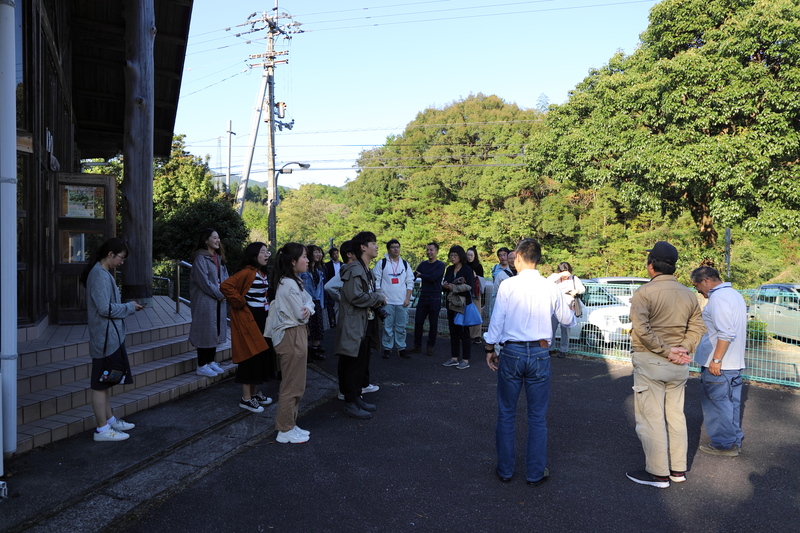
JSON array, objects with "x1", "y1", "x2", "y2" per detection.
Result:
[{"x1": 712, "y1": 358, "x2": 722, "y2": 364}]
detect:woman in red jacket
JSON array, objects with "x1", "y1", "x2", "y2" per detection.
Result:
[{"x1": 221, "y1": 242, "x2": 275, "y2": 413}]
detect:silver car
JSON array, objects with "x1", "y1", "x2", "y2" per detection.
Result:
[
  {"x1": 589, "y1": 277, "x2": 650, "y2": 304},
  {"x1": 749, "y1": 284, "x2": 800, "y2": 342},
  {"x1": 555, "y1": 283, "x2": 633, "y2": 348}
]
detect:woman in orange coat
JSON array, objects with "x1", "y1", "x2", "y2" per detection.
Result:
[{"x1": 221, "y1": 242, "x2": 275, "y2": 413}]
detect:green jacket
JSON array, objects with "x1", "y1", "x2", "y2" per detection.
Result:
[{"x1": 334, "y1": 261, "x2": 384, "y2": 357}]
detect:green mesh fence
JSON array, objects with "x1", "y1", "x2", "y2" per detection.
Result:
[{"x1": 407, "y1": 283, "x2": 800, "y2": 388}]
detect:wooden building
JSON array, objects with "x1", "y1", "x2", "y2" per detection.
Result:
[{"x1": 13, "y1": 0, "x2": 193, "y2": 330}]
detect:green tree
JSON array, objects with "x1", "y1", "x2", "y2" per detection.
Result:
[
  {"x1": 349, "y1": 93, "x2": 546, "y2": 255},
  {"x1": 153, "y1": 135, "x2": 217, "y2": 218},
  {"x1": 275, "y1": 183, "x2": 350, "y2": 246},
  {"x1": 528, "y1": 0, "x2": 800, "y2": 245},
  {"x1": 153, "y1": 197, "x2": 249, "y2": 268}
]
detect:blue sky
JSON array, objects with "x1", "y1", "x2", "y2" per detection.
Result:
[{"x1": 174, "y1": 0, "x2": 659, "y2": 189}]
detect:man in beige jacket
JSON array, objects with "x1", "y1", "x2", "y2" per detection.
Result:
[{"x1": 626, "y1": 241, "x2": 705, "y2": 489}]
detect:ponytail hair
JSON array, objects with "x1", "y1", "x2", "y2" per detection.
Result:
[
  {"x1": 80, "y1": 238, "x2": 129, "y2": 286},
  {"x1": 269, "y1": 242, "x2": 305, "y2": 300}
]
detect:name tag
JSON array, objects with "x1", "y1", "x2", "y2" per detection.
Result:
[{"x1": 391, "y1": 278, "x2": 399, "y2": 284}]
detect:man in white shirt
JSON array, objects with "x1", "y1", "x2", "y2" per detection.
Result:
[
  {"x1": 373, "y1": 239, "x2": 415, "y2": 359},
  {"x1": 691, "y1": 266, "x2": 747, "y2": 456},
  {"x1": 484, "y1": 238, "x2": 575, "y2": 486},
  {"x1": 324, "y1": 247, "x2": 342, "y2": 327}
]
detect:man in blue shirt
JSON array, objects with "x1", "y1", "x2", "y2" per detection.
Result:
[
  {"x1": 410, "y1": 242, "x2": 446, "y2": 356},
  {"x1": 484, "y1": 238, "x2": 575, "y2": 486},
  {"x1": 691, "y1": 266, "x2": 747, "y2": 457}
]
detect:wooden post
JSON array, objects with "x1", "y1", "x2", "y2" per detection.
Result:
[{"x1": 121, "y1": 0, "x2": 156, "y2": 305}]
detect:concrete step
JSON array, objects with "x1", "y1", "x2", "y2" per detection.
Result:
[
  {"x1": 16, "y1": 344, "x2": 232, "y2": 427},
  {"x1": 17, "y1": 333, "x2": 196, "y2": 396},
  {"x1": 14, "y1": 365, "x2": 237, "y2": 454},
  {"x1": 17, "y1": 322, "x2": 192, "y2": 371}
]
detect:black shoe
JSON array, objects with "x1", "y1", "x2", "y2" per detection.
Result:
[
  {"x1": 527, "y1": 468, "x2": 550, "y2": 487},
  {"x1": 354, "y1": 396, "x2": 377, "y2": 412},
  {"x1": 344, "y1": 402, "x2": 372, "y2": 419},
  {"x1": 409, "y1": 345, "x2": 421, "y2": 354},
  {"x1": 399, "y1": 350, "x2": 410, "y2": 359},
  {"x1": 626, "y1": 470, "x2": 670, "y2": 488},
  {"x1": 473, "y1": 337, "x2": 483, "y2": 345},
  {"x1": 382, "y1": 349, "x2": 391, "y2": 359},
  {"x1": 556, "y1": 351, "x2": 565, "y2": 358},
  {"x1": 426, "y1": 346, "x2": 435, "y2": 356},
  {"x1": 496, "y1": 470, "x2": 512, "y2": 483},
  {"x1": 309, "y1": 346, "x2": 326, "y2": 361}
]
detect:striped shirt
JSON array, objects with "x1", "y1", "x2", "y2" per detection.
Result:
[{"x1": 246, "y1": 271, "x2": 269, "y2": 311}]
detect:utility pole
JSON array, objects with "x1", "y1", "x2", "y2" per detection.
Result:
[
  {"x1": 232, "y1": 5, "x2": 302, "y2": 223},
  {"x1": 226, "y1": 120, "x2": 235, "y2": 192}
]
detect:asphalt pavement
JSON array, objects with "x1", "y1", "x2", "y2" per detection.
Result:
[{"x1": 1, "y1": 330, "x2": 799, "y2": 533}]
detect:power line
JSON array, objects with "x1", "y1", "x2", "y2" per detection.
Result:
[
  {"x1": 184, "y1": 0, "x2": 655, "y2": 54},
  {"x1": 303, "y1": 0, "x2": 556, "y2": 26},
  {"x1": 295, "y1": 0, "x2": 452, "y2": 17},
  {"x1": 304, "y1": 0, "x2": 656, "y2": 32},
  {"x1": 179, "y1": 70, "x2": 248, "y2": 98}
]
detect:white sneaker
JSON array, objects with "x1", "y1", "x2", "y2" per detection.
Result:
[
  {"x1": 294, "y1": 425, "x2": 310, "y2": 436},
  {"x1": 208, "y1": 361, "x2": 225, "y2": 374},
  {"x1": 94, "y1": 428, "x2": 130, "y2": 442},
  {"x1": 276, "y1": 427, "x2": 309, "y2": 444},
  {"x1": 362, "y1": 384, "x2": 380, "y2": 394},
  {"x1": 110, "y1": 418, "x2": 135, "y2": 431},
  {"x1": 337, "y1": 392, "x2": 345, "y2": 401},
  {"x1": 196, "y1": 364, "x2": 217, "y2": 377}
]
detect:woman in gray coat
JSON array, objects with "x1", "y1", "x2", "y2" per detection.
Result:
[
  {"x1": 189, "y1": 229, "x2": 229, "y2": 377},
  {"x1": 81, "y1": 238, "x2": 144, "y2": 442}
]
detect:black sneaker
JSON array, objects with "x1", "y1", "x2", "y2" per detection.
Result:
[
  {"x1": 527, "y1": 468, "x2": 550, "y2": 487},
  {"x1": 355, "y1": 396, "x2": 377, "y2": 412},
  {"x1": 239, "y1": 397, "x2": 264, "y2": 413},
  {"x1": 382, "y1": 349, "x2": 391, "y2": 359},
  {"x1": 409, "y1": 345, "x2": 421, "y2": 354},
  {"x1": 669, "y1": 471, "x2": 686, "y2": 483},
  {"x1": 254, "y1": 392, "x2": 273, "y2": 406},
  {"x1": 344, "y1": 402, "x2": 372, "y2": 419},
  {"x1": 399, "y1": 350, "x2": 410, "y2": 359},
  {"x1": 626, "y1": 470, "x2": 670, "y2": 488}
]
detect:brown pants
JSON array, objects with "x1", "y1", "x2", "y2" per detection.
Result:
[
  {"x1": 274, "y1": 325, "x2": 308, "y2": 432},
  {"x1": 469, "y1": 296, "x2": 483, "y2": 339}
]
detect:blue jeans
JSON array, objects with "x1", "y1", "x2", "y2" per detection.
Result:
[
  {"x1": 700, "y1": 368, "x2": 744, "y2": 449},
  {"x1": 550, "y1": 314, "x2": 570, "y2": 352},
  {"x1": 382, "y1": 304, "x2": 409, "y2": 350},
  {"x1": 495, "y1": 343, "x2": 551, "y2": 482},
  {"x1": 414, "y1": 294, "x2": 441, "y2": 347}
]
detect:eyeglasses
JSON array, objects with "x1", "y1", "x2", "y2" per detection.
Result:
[
  {"x1": 692, "y1": 279, "x2": 705, "y2": 289},
  {"x1": 114, "y1": 253, "x2": 127, "y2": 263}
]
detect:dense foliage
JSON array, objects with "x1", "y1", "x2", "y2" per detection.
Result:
[
  {"x1": 187, "y1": 0, "x2": 800, "y2": 287},
  {"x1": 528, "y1": 0, "x2": 800, "y2": 245}
]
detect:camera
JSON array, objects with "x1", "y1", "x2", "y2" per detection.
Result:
[{"x1": 373, "y1": 306, "x2": 389, "y2": 320}]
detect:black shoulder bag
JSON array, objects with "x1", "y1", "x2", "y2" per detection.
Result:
[{"x1": 98, "y1": 303, "x2": 128, "y2": 385}]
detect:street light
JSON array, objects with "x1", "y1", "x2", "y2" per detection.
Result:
[{"x1": 268, "y1": 161, "x2": 310, "y2": 248}]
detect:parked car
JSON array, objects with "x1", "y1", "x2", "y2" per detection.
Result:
[
  {"x1": 589, "y1": 277, "x2": 650, "y2": 304},
  {"x1": 555, "y1": 283, "x2": 633, "y2": 348},
  {"x1": 748, "y1": 284, "x2": 800, "y2": 343}
]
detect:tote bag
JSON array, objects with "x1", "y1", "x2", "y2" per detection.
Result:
[{"x1": 454, "y1": 302, "x2": 482, "y2": 327}]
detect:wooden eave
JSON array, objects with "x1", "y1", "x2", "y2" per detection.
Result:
[{"x1": 69, "y1": 0, "x2": 193, "y2": 159}]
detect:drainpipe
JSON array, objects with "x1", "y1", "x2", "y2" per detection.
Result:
[{"x1": 0, "y1": 0, "x2": 19, "y2": 476}]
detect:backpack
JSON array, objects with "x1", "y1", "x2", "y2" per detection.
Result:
[{"x1": 380, "y1": 257, "x2": 409, "y2": 273}]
